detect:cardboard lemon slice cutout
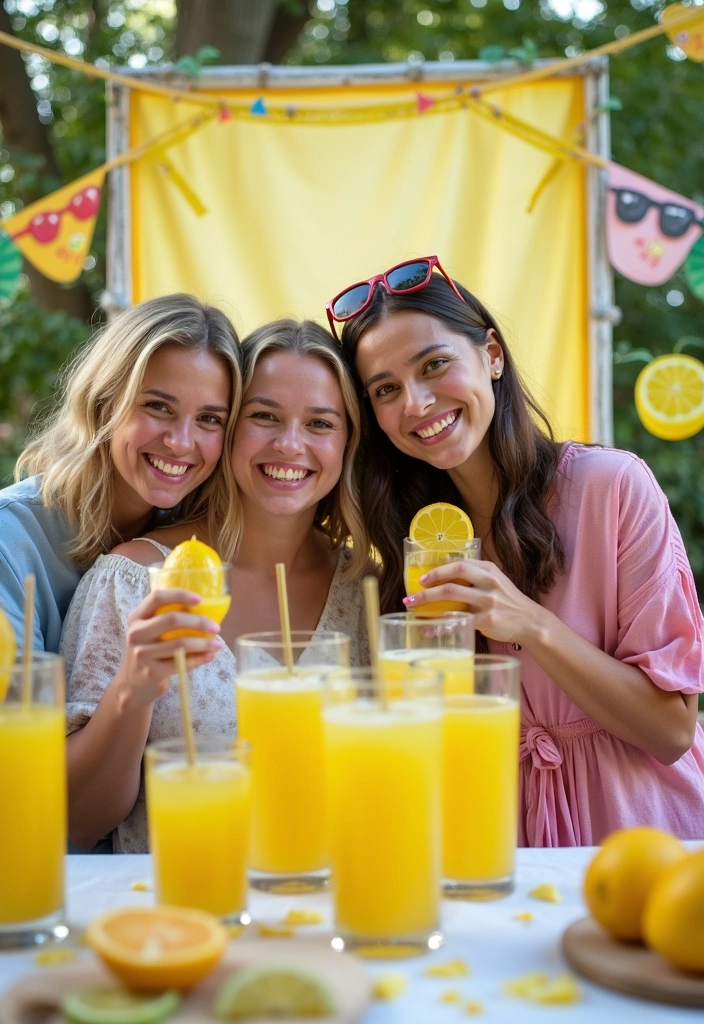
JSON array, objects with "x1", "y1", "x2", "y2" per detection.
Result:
[
  {"x1": 85, "y1": 906, "x2": 228, "y2": 992},
  {"x1": 0, "y1": 606, "x2": 16, "y2": 702},
  {"x1": 409, "y1": 502, "x2": 474, "y2": 550},
  {"x1": 634, "y1": 354, "x2": 704, "y2": 441}
]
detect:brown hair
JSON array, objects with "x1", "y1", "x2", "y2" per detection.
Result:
[
  {"x1": 340, "y1": 275, "x2": 565, "y2": 614},
  {"x1": 232, "y1": 319, "x2": 370, "y2": 578}
]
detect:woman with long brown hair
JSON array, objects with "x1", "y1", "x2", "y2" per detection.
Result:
[{"x1": 330, "y1": 255, "x2": 704, "y2": 847}]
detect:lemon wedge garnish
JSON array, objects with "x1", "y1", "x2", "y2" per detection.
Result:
[
  {"x1": 409, "y1": 503, "x2": 474, "y2": 550},
  {"x1": 0, "y1": 605, "x2": 16, "y2": 701}
]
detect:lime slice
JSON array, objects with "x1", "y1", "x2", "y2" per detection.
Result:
[
  {"x1": 61, "y1": 986, "x2": 180, "y2": 1024},
  {"x1": 214, "y1": 966, "x2": 336, "y2": 1020}
]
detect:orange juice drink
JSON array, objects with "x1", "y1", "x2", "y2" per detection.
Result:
[
  {"x1": 404, "y1": 540, "x2": 482, "y2": 618},
  {"x1": 237, "y1": 668, "x2": 327, "y2": 876},
  {"x1": 146, "y1": 739, "x2": 251, "y2": 922},
  {"x1": 235, "y1": 631, "x2": 350, "y2": 891},
  {"x1": 441, "y1": 655, "x2": 521, "y2": 899},
  {"x1": 0, "y1": 653, "x2": 66, "y2": 948},
  {"x1": 323, "y1": 670, "x2": 443, "y2": 954},
  {"x1": 382, "y1": 648, "x2": 475, "y2": 695}
]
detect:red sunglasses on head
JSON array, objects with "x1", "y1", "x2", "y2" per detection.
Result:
[{"x1": 325, "y1": 255, "x2": 466, "y2": 340}]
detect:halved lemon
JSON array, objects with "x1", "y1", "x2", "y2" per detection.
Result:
[
  {"x1": 85, "y1": 906, "x2": 228, "y2": 992},
  {"x1": 634, "y1": 354, "x2": 704, "y2": 441},
  {"x1": 409, "y1": 503, "x2": 474, "y2": 550},
  {"x1": 62, "y1": 987, "x2": 180, "y2": 1024},
  {"x1": 214, "y1": 965, "x2": 335, "y2": 1020}
]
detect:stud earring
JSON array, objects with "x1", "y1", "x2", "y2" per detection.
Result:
[{"x1": 492, "y1": 369, "x2": 502, "y2": 380}]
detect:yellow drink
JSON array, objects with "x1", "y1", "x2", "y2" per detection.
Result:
[
  {"x1": 237, "y1": 668, "x2": 328, "y2": 874},
  {"x1": 0, "y1": 706, "x2": 66, "y2": 924},
  {"x1": 443, "y1": 694, "x2": 520, "y2": 882},
  {"x1": 146, "y1": 758, "x2": 250, "y2": 920},
  {"x1": 382, "y1": 648, "x2": 474, "y2": 696},
  {"x1": 324, "y1": 701, "x2": 442, "y2": 940},
  {"x1": 404, "y1": 562, "x2": 471, "y2": 617}
]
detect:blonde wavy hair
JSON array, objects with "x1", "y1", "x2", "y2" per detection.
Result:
[
  {"x1": 220, "y1": 319, "x2": 369, "y2": 577},
  {"x1": 16, "y1": 294, "x2": 242, "y2": 566}
]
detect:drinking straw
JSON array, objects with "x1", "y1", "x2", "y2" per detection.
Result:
[
  {"x1": 21, "y1": 574, "x2": 35, "y2": 706},
  {"x1": 363, "y1": 575, "x2": 387, "y2": 710},
  {"x1": 275, "y1": 562, "x2": 295, "y2": 675},
  {"x1": 174, "y1": 648, "x2": 197, "y2": 767}
]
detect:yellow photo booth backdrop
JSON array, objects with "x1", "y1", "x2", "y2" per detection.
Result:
[{"x1": 127, "y1": 76, "x2": 591, "y2": 440}]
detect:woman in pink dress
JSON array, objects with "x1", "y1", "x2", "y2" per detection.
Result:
[{"x1": 328, "y1": 256, "x2": 704, "y2": 846}]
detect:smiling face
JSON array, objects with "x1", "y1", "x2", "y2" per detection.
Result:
[
  {"x1": 355, "y1": 310, "x2": 503, "y2": 472},
  {"x1": 110, "y1": 343, "x2": 231, "y2": 517},
  {"x1": 232, "y1": 349, "x2": 348, "y2": 519}
]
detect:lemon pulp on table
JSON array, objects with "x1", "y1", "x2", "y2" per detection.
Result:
[
  {"x1": 0, "y1": 605, "x2": 16, "y2": 701},
  {"x1": 409, "y1": 503, "x2": 474, "y2": 550},
  {"x1": 85, "y1": 905, "x2": 228, "y2": 992},
  {"x1": 214, "y1": 965, "x2": 336, "y2": 1020},
  {"x1": 156, "y1": 536, "x2": 230, "y2": 639},
  {"x1": 62, "y1": 987, "x2": 180, "y2": 1024},
  {"x1": 634, "y1": 354, "x2": 704, "y2": 441}
]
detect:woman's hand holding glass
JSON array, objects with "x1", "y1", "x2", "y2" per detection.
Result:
[
  {"x1": 404, "y1": 559, "x2": 543, "y2": 646},
  {"x1": 113, "y1": 589, "x2": 223, "y2": 713}
]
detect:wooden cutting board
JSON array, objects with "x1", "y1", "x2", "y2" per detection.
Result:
[
  {"x1": 0, "y1": 940, "x2": 372, "y2": 1024},
  {"x1": 562, "y1": 917, "x2": 704, "y2": 1009}
]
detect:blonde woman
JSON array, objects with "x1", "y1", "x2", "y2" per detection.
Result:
[
  {"x1": 0, "y1": 294, "x2": 241, "y2": 652},
  {"x1": 62, "y1": 319, "x2": 374, "y2": 852}
]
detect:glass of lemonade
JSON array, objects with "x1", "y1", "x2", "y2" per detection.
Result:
[
  {"x1": 415, "y1": 654, "x2": 521, "y2": 900},
  {"x1": 379, "y1": 612, "x2": 475, "y2": 696},
  {"x1": 145, "y1": 737, "x2": 251, "y2": 923},
  {"x1": 0, "y1": 653, "x2": 68, "y2": 949},
  {"x1": 235, "y1": 630, "x2": 350, "y2": 893},
  {"x1": 323, "y1": 667, "x2": 443, "y2": 957},
  {"x1": 403, "y1": 537, "x2": 481, "y2": 618}
]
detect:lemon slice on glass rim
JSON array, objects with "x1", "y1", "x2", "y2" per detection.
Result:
[
  {"x1": 409, "y1": 502, "x2": 474, "y2": 550},
  {"x1": 634, "y1": 353, "x2": 704, "y2": 441}
]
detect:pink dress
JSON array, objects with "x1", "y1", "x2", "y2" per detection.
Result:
[{"x1": 488, "y1": 443, "x2": 704, "y2": 846}]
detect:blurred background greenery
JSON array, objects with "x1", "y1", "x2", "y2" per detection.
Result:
[{"x1": 1, "y1": 0, "x2": 703, "y2": 602}]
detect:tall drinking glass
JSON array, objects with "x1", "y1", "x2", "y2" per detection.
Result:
[
  {"x1": 235, "y1": 631, "x2": 350, "y2": 892},
  {"x1": 417, "y1": 654, "x2": 520, "y2": 900},
  {"x1": 323, "y1": 668, "x2": 443, "y2": 957},
  {"x1": 0, "y1": 653, "x2": 68, "y2": 948},
  {"x1": 379, "y1": 612, "x2": 475, "y2": 695},
  {"x1": 404, "y1": 537, "x2": 481, "y2": 618},
  {"x1": 145, "y1": 737, "x2": 251, "y2": 923}
]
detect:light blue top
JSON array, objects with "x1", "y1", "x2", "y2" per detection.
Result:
[{"x1": 0, "y1": 475, "x2": 84, "y2": 653}]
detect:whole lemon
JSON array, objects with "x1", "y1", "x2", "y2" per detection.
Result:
[
  {"x1": 643, "y1": 848, "x2": 704, "y2": 973},
  {"x1": 583, "y1": 827, "x2": 686, "y2": 942},
  {"x1": 0, "y1": 606, "x2": 17, "y2": 702},
  {"x1": 155, "y1": 536, "x2": 231, "y2": 639}
]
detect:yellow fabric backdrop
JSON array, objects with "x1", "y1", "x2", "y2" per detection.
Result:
[{"x1": 129, "y1": 78, "x2": 589, "y2": 440}]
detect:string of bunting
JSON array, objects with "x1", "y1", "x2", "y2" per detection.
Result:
[{"x1": 0, "y1": 4, "x2": 701, "y2": 126}]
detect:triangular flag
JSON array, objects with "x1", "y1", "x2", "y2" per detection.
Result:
[
  {"x1": 0, "y1": 232, "x2": 23, "y2": 300},
  {"x1": 2, "y1": 168, "x2": 105, "y2": 283},
  {"x1": 250, "y1": 98, "x2": 267, "y2": 116},
  {"x1": 416, "y1": 92, "x2": 436, "y2": 114}
]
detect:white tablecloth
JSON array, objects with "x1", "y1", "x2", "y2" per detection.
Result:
[{"x1": 0, "y1": 849, "x2": 699, "y2": 1023}]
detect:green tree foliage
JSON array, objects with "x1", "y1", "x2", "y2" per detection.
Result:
[{"x1": 1, "y1": 0, "x2": 703, "y2": 591}]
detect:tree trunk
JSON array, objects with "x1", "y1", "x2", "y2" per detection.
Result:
[
  {"x1": 0, "y1": 8, "x2": 94, "y2": 319},
  {"x1": 176, "y1": 0, "x2": 279, "y2": 63}
]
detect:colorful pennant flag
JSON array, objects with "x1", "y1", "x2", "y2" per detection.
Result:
[
  {"x1": 0, "y1": 232, "x2": 23, "y2": 299},
  {"x1": 250, "y1": 98, "x2": 267, "y2": 117},
  {"x1": 2, "y1": 168, "x2": 105, "y2": 283},
  {"x1": 416, "y1": 92, "x2": 436, "y2": 114}
]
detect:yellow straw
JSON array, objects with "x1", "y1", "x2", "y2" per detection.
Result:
[
  {"x1": 275, "y1": 563, "x2": 295, "y2": 676},
  {"x1": 173, "y1": 648, "x2": 197, "y2": 768},
  {"x1": 363, "y1": 575, "x2": 387, "y2": 711},
  {"x1": 21, "y1": 574, "x2": 35, "y2": 706}
]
